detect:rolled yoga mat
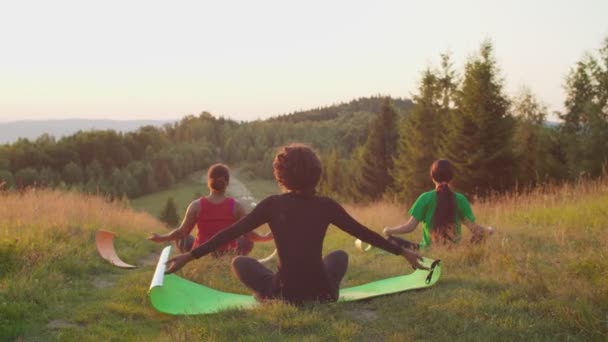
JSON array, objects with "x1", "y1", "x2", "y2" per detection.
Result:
[
  {"x1": 149, "y1": 245, "x2": 441, "y2": 315},
  {"x1": 95, "y1": 230, "x2": 137, "y2": 268}
]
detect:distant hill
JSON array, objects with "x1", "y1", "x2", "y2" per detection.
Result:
[
  {"x1": 0, "y1": 97, "x2": 413, "y2": 144},
  {"x1": 0, "y1": 119, "x2": 173, "y2": 144},
  {"x1": 268, "y1": 96, "x2": 414, "y2": 122}
]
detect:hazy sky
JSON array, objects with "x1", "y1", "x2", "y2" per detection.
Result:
[{"x1": 0, "y1": 0, "x2": 606, "y2": 122}]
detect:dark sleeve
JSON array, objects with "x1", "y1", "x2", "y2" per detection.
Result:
[
  {"x1": 190, "y1": 196, "x2": 272, "y2": 259},
  {"x1": 327, "y1": 198, "x2": 403, "y2": 255}
]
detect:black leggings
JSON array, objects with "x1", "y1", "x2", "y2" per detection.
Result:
[{"x1": 231, "y1": 250, "x2": 349, "y2": 302}]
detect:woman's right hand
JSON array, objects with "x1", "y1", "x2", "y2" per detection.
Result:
[
  {"x1": 147, "y1": 233, "x2": 164, "y2": 243},
  {"x1": 165, "y1": 253, "x2": 195, "y2": 274},
  {"x1": 402, "y1": 248, "x2": 429, "y2": 270}
]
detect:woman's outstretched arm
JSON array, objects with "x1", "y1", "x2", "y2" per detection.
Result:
[
  {"x1": 463, "y1": 219, "x2": 495, "y2": 242},
  {"x1": 327, "y1": 199, "x2": 427, "y2": 270},
  {"x1": 234, "y1": 200, "x2": 274, "y2": 242},
  {"x1": 383, "y1": 216, "x2": 419, "y2": 236},
  {"x1": 148, "y1": 200, "x2": 198, "y2": 243}
]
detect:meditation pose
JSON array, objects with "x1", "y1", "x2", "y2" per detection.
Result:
[
  {"x1": 383, "y1": 159, "x2": 494, "y2": 249},
  {"x1": 148, "y1": 163, "x2": 272, "y2": 257},
  {"x1": 164, "y1": 144, "x2": 427, "y2": 305}
]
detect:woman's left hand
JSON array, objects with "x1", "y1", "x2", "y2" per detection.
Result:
[
  {"x1": 401, "y1": 248, "x2": 429, "y2": 270},
  {"x1": 165, "y1": 253, "x2": 195, "y2": 274}
]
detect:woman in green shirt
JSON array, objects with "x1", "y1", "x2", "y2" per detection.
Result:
[{"x1": 384, "y1": 159, "x2": 494, "y2": 248}]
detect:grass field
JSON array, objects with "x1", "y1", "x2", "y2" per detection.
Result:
[
  {"x1": 130, "y1": 171, "x2": 207, "y2": 219},
  {"x1": 235, "y1": 177, "x2": 280, "y2": 201},
  {"x1": 130, "y1": 170, "x2": 279, "y2": 219},
  {"x1": 1, "y1": 176, "x2": 607, "y2": 341}
]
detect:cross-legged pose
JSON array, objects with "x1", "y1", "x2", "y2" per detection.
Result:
[
  {"x1": 148, "y1": 163, "x2": 272, "y2": 257},
  {"x1": 164, "y1": 144, "x2": 427, "y2": 305},
  {"x1": 384, "y1": 159, "x2": 495, "y2": 249}
]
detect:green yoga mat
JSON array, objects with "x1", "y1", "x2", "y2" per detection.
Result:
[{"x1": 149, "y1": 246, "x2": 441, "y2": 315}]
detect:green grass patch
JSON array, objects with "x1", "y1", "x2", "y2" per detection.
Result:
[
  {"x1": 131, "y1": 176, "x2": 205, "y2": 218},
  {"x1": 130, "y1": 168, "x2": 279, "y2": 218},
  {"x1": 237, "y1": 177, "x2": 280, "y2": 201},
  {"x1": 1, "y1": 177, "x2": 608, "y2": 341}
]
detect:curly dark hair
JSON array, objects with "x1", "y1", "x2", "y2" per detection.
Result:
[{"x1": 273, "y1": 143, "x2": 322, "y2": 194}]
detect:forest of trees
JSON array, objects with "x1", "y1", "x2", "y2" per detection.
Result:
[
  {"x1": 1, "y1": 37, "x2": 606, "y2": 205},
  {"x1": 0, "y1": 97, "x2": 411, "y2": 199}
]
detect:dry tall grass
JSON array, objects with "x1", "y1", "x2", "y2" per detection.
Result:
[
  {"x1": 0, "y1": 188, "x2": 163, "y2": 238},
  {"x1": 0, "y1": 189, "x2": 165, "y2": 339},
  {"x1": 340, "y1": 176, "x2": 608, "y2": 337},
  {"x1": 1, "y1": 177, "x2": 607, "y2": 340},
  {"x1": 0, "y1": 187, "x2": 164, "y2": 288}
]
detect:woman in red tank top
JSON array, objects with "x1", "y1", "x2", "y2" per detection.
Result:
[{"x1": 148, "y1": 164, "x2": 273, "y2": 256}]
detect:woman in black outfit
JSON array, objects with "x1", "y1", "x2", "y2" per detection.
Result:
[{"x1": 165, "y1": 143, "x2": 427, "y2": 305}]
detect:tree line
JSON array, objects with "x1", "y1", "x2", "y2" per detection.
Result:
[
  {"x1": 0, "y1": 98, "x2": 411, "y2": 199},
  {"x1": 0, "y1": 37, "x2": 606, "y2": 205},
  {"x1": 319, "y1": 38, "x2": 608, "y2": 203}
]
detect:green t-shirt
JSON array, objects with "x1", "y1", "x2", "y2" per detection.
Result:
[{"x1": 408, "y1": 190, "x2": 475, "y2": 248}]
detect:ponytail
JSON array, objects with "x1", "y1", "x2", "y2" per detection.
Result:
[
  {"x1": 430, "y1": 160, "x2": 457, "y2": 243},
  {"x1": 432, "y1": 182, "x2": 457, "y2": 242}
]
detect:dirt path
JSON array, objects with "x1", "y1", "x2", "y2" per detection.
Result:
[
  {"x1": 193, "y1": 168, "x2": 258, "y2": 210},
  {"x1": 226, "y1": 176, "x2": 257, "y2": 209}
]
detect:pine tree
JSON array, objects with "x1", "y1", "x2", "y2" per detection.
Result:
[
  {"x1": 355, "y1": 98, "x2": 398, "y2": 200},
  {"x1": 393, "y1": 69, "x2": 442, "y2": 200},
  {"x1": 559, "y1": 37, "x2": 608, "y2": 178},
  {"x1": 355, "y1": 126, "x2": 385, "y2": 200},
  {"x1": 392, "y1": 54, "x2": 458, "y2": 201},
  {"x1": 559, "y1": 59, "x2": 595, "y2": 178},
  {"x1": 437, "y1": 53, "x2": 459, "y2": 115},
  {"x1": 512, "y1": 87, "x2": 553, "y2": 184},
  {"x1": 159, "y1": 197, "x2": 179, "y2": 227},
  {"x1": 439, "y1": 41, "x2": 516, "y2": 196},
  {"x1": 318, "y1": 149, "x2": 340, "y2": 196},
  {"x1": 381, "y1": 98, "x2": 400, "y2": 175}
]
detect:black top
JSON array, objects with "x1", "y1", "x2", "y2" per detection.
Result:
[{"x1": 190, "y1": 192, "x2": 402, "y2": 303}]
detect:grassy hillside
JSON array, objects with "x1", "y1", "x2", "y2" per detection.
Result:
[
  {"x1": 130, "y1": 171, "x2": 207, "y2": 218},
  {"x1": 130, "y1": 169, "x2": 279, "y2": 219},
  {"x1": 268, "y1": 96, "x2": 413, "y2": 123},
  {"x1": 1, "y1": 176, "x2": 607, "y2": 341},
  {"x1": 0, "y1": 189, "x2": 164, "y2": 340}
]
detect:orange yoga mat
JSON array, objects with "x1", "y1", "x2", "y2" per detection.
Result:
[{"x1": 95, "y1": 230, "x2": 137, "y2": 268}]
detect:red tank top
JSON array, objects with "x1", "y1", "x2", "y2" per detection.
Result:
[{"x1": 193, "y1": 197, "x2": 237, "y2": 251}]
